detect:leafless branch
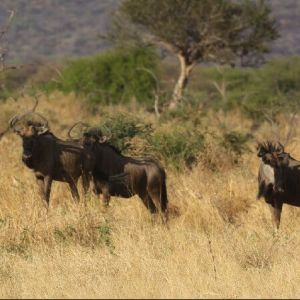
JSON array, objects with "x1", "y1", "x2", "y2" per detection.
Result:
[
  {"x1": 0, "y1": 95, "x2": 40, "y2": 140},
  {"x1": 136, "y1": 67, "x2": 161, "y2": 119}
]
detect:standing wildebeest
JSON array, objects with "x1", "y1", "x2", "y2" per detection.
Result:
[
  {"x1": 257, "y1": 141, "x2": 300, "y2": 229},
  {"x1": 6, "y1": 107, "x2": 93, "y2": 207},
  {"x1": 68, "y1": 123, "x2": 169, "y2": 222}
]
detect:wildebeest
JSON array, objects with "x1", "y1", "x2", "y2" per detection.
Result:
[
  {"x1": 257, "y1": 141, "x2": 300, "y2": 229},
  {"x1": 6, "y1": 106, "x2": 94, "y2": 207},
  {"x1": 68, "y1": 123, "x2": 169, "y2": 222}
]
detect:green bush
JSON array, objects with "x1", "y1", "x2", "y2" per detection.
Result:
[
  {"x1": 221, "y1": 130, "x2": 253, "y2": 158},
  {"x1": 49, "y1": 46, "x2": 159, "y2": 105},
  {"x1": 99, "y1": 113, "x2": 153, "y2": 153},
  {"x1": 151, "y1": 126, "x2": 205, "y2": 170},
  {"x1": 96, "y1": 114, "x2": 205, "y2": 169},
  {"x1": 201, "y1": 57, "x2": 300, "y2": 121}
]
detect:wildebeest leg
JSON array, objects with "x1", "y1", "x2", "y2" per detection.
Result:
[
  {"x1": 101, "y1": 183, "x2": 111, "y2": 207},
  {"x1": 43, "y1": 176, "x2": 52, "y2": 206},
  {"x1": 36, "y1": 176, "x2": 49, "y2": 208},
  {"x1": 81, "y1": 172, "x2": 91, "y2": 207},
  {"x1": 93, "y1": 178, "x2": 110, "y2": 206},
  {"x1": 271, "y1": 199, "x2": 283, "y2": 230},
  {"x1": 147, "y1": 179, "x2": 169, "y2": 223},
  {"x1": 139, "y1": 192, "x2": 157, "y2": 214},
  {"x1": 81, "y1": 172, "x2": 91, "y2": 195},
  {"x1": 67, "y1": 179, "x2": 80, "y2": 203}
]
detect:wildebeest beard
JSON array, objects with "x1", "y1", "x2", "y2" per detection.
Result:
[
  {"x1": 21, "y1": 131, "x2": 52, "y2": 169},
  {"x1": 22, "y1": 136, "x2": 35, "y2": 168}
]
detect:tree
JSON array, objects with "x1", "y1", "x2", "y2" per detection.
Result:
[{"x1": 115, "y1": 0, "x2": 279, "y2": 109}]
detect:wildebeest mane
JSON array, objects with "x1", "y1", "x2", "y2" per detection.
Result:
[
  {"x1": 257, "y1": 140, "x2": 283, "y2": 157},
  {"x1": 103, "y1": 142, "x2": 122, "y2": 155},
  {"x1": 103, "y1": 142, "x2": 161, "y2": 166}
]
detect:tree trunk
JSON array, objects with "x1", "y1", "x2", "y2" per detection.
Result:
[{"x1": 169, "y1": 54, "x2": 194, "y2": 110}]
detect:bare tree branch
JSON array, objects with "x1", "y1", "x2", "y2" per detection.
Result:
[{"x1": 136, "y1": 67, "x2": 161, "y2": 119}]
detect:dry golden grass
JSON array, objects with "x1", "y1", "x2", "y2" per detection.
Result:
[{"x1": 0, "y1": 93, "x2": 299, "y2": 298}]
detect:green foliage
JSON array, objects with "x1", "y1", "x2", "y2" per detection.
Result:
[
  {"x1": 118, "y1": 0, "x2": 278, "y2": 107},
  {"x1": 241, "y1": 57, "x2": 300, "y2": 120},
  {"x1": 119, "y1": 0, "x2": 278, "y2": 65},
  {"x1": 99, "y1": 113, "x2": 153, "y2": 153},
  {"x1": 49, "y1": 46, "x2": 159, "y2": 105},
  {"x1": 97, "y1": 220, "x2": 115, "y2": 254},
  {"x1": 221, "y1": 130, "x2": 253, "y2": 157},
  {"x1": 97, "y1": 113, "x2": 205, "y2": 169},
  {"x1": 203, "y1": 57, "x2": 300, "y2": 121},
  {"x1": 151, "y1": 126, "x2": 205, "y2": 169}
]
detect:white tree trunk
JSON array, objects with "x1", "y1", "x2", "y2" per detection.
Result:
[{"x1": 169, "y1": 54, "x2": 194, "y2": 110}]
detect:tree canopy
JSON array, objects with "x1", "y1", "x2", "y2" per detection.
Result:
[{"x1": 114, "y1": 0, "x2": 279, "y2": 108}]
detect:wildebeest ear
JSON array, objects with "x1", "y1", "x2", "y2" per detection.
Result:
[
  {"x1": 36, "y1": 126, "x2": 49, "y2": 135},
  {"x1": 256, "y1": 143, "x2": 264, "y2": 157}
]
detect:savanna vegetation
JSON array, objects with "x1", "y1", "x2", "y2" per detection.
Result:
[{"x1": 0, "y1": 0, "x2": 300, "y2": 298}]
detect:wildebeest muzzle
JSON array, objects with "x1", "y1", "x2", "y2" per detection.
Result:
[
  {"x1": 21, "y1": 137, "x2": 35, "y2": 168},
  {"x1": 22, "y1": 152, "x2": 34, "y2": 168}
]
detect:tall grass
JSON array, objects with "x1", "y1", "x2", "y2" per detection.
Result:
[{"x1": 0, "y1": 94, "x2": 299, "y2": 298}]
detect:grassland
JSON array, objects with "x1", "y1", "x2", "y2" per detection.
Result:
[{"x1": 0, "y1": 93, "x2": 299, "y2": 298}]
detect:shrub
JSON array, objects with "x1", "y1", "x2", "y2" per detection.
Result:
[
  {"x1": 49, "y1": 46, "x2": 159, "y2": 105},
  {"x1": 202, "y1": 57, "x2": 300, "y2": 121},
  {"x1": 96, "y1": 114, "x2": 205, "y2": 169},
  {"x1": 98, "y1": 113, "x2": 153, "y2": 153},
  {"x1": 151, "y1": 125, "x2": 205, "y2": 170},
  {"x1": 221, "y1": 130, "x2": 253, "y2": 162}
]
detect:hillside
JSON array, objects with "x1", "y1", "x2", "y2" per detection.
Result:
[{"x1": 0, "y1": 0, "x2": 299, "y2": 63}]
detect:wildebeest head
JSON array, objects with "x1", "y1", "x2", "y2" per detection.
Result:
[
  {"x1": 10, "y1": 109, "x2": 49, "y2": 166},
  {"x1": 257, "y1": 141, "x2": 289, "y2": 193},
  {"x1": 68, "y1": 122, "x2": 112, "y2": 148},
  {"x1": 257, "y1": 141, "x2": 285, "y2": 167}
]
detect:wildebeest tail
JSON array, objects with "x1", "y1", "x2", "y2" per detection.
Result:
[{"x1": 161, "y1": 176, "x2": 168, "y2": 212}]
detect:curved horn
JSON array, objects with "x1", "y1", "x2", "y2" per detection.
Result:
[
  {"x1": 9, "y1": 97, "x2": 40, "y2": 132},
  {"x1": 32, "y1": 112, "x2": 49, "y2": 129},
  {"x1": 67, "y1": 121, "x2": 90, "y2": 140}
]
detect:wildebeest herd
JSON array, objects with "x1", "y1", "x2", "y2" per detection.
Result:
[
  {"x1": 0, "y1": 100, "x2": 168, "y2": 223},
  {"x1": 0, "y1": 100, "x2": 299, "y2": 229}
]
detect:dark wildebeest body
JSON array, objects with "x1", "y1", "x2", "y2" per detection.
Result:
[
  {"x1": 92, "y1": 143, "x2": 168, "y2": 220},
  {"x1": 270, "y1": 151, "x2": 300, "y2": 208},
  {"x1": 257, "y1": 141, "x2": 300, "y2": 229},
  {"x1": 11, "y1": 116, "x2": 93, "y2": 207},
  {"x1": 24, "y1": 131, "x2": 92, "y2": 204},
  {"x1": 68, "y1": 125, "x2": 169, "y2": 221}
]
